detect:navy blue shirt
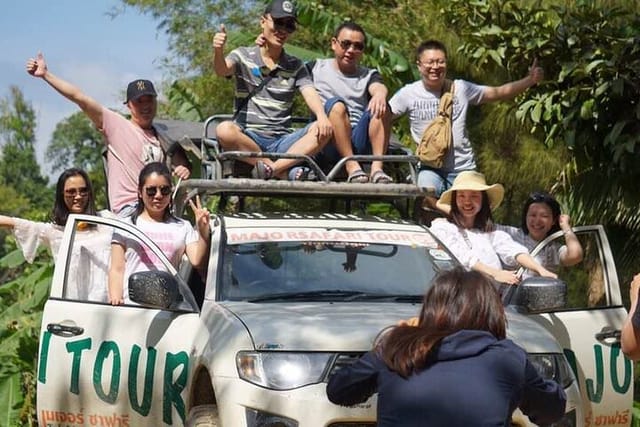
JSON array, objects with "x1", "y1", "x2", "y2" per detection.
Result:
[{"x1": 326, "y1": 330, "x2": 566, "y2": 426}]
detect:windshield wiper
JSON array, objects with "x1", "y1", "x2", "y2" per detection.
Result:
[
  {"x1": 343, "y1": 293, "x2": 422, "y2": 302},
  {"x1": 248, "y1": 290, "x2": 370, "y2": 302},
  {"x1": 247, "y1": 291, "x2": 421, "y2": 303}
]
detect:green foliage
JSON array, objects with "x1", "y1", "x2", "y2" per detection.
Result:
[
  {"x1": 435, "y1": 0, "x2": 640, "y2": 293},
  {"x1": 0, "y1": 248, "x2": 52, "y2": 426},
  {"x1": 0, "y1": 87, "x2": 51, "y2": 213}
]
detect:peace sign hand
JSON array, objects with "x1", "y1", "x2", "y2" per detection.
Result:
[{"x1": 189, "y1": 195, "x2": 211, "y2": 240}]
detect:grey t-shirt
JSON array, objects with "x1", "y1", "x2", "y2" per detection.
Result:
[
  {"x1": 311, "y1": 58, "x2": 383, "y2": 127},
  {"x1": 389, "y1": 79, "x2": 485, "y2": 172},
  {"x1": 228, "y1": 46, "x2": 313, "y2": 137}
]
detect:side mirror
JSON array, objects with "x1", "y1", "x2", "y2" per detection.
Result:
[
  {"x1": 507, "y1": 277, "x2": 567, "y2": 313},
  {"x1": 129, "y1": 271, "x2": 180, "y2": 309}
]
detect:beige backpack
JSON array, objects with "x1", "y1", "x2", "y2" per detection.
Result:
[{"x1": 416, "y1": 80, "x2": 455, "y2": 169}]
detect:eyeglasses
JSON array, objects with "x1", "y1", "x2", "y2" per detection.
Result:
[
  {"x1": 144, "y1": 185, "x2": 172, "y2": 197},
  {"x1": 266, "y1": 15, "x2": 297, "y2": 34},
  {"x1": 419, "y1": 59, "x2": 447, "y2": 67},
  {"x1": 64, "y1": 187, "x2": 89, "y2": 198},
  {"x1": 336, "y1": 39, "x2": 365, "y2": 52}
]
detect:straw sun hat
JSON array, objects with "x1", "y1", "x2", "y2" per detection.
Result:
[{"x1": 436, "y1": 171, "x2": 504, "y2": 211}]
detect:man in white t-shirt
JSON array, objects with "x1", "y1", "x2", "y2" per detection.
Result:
[
  {"x1": 389, "y1": 40, "x2": 543, "y2": 214},
  {"x1": 26, "y1": 52, "x2": 192, "y2": 214},
  {"x1": 311, "y1": 21, "x2": 392, "y2": 184}
]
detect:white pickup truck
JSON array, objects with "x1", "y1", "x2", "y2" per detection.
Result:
[{"x1": 36, "y1": 178, "x2": 632, "y2": 427}]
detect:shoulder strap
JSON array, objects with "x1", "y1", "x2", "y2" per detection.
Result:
[
  {"x1": 438, "y1": 79, "x2": 455, "y2": 115},
  {"x1": 233, "y1": 68, "x2": 279, "y2": 120},
  {"x1": 305, "y1": 59, "x2": 316, "y2": 78},
  {"x1": 107, "y1": 144, "x2": 139, "y2": 184}
]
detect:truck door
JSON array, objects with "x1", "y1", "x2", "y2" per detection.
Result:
[
  {"x1": 37, "y1": 214, "x2": 202, "y2": 427},
  {"x1": 528, "y1": 225, "x2": 633, "y2": 426}
]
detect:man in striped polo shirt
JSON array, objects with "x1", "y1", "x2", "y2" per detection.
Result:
[{"x1": 212, "y1": 0, "x2": 333, "y2": 180}]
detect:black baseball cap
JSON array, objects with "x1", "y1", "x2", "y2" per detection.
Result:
[
  {"x1": 265, "y1": 0, "x2": 297, "y2": 20},
  {"x1": 124, "y1": 79, "x2": 157, "y2": 103}
]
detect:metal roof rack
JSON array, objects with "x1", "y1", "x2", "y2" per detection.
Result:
[{"x1": 175, "y1": 114, "x2": 434, "y2": 218}]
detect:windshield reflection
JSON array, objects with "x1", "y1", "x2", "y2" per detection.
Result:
[{"x1": 220, "y1": 241, "x2": 454, "y2": 301}]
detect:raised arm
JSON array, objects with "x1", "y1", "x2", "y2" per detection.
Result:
[
  {"x1": 26, "y1": 52, "x2": 104, "y2": 128},
  {"x1": 481, "y1": 58, "x2": 543, "y2": 103},
  {"x1": 212, "y1": 24, "x2": 235, "y2": 77},
  {"x1": 558, "y1": 214, "x2": 583, "y2": 266}
]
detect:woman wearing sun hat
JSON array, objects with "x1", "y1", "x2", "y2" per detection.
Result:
[{"x1": 429, "y1": 171, "x2": 557, "y2": 285}]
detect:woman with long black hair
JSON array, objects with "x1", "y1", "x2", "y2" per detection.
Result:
[
  {"x1": 327, "y1": 268, "x2": 567, "y2": 426},
  {"x1": 0, "y1": 168, "x2": 110, "y2": 301},
  {"x1": 108, "y1": 162, "x2": 210, "y2": 305}
]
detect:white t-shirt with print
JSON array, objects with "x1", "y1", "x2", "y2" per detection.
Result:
[
  {"x1": 112, "y1": 216, "x2": 199, "y2": 303},
  {"x1": 389, "y1": 79, "x2": 485, "y2": 172}
]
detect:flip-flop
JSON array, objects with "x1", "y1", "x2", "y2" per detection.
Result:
[
  {"x1": 371, "y1": 170, "x2": 394, "y2": 184},
  {"x1": 288, "y1": 166, "x2": 317, "y2": 181},
  {"x1": 347, "y1": 169, "x2": 369, "y2": 183},
  {"x1": 251, "y1": 161, "x2": 274, "y2": 180}
]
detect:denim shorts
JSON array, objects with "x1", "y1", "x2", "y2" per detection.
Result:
[
  {"x1": 321, "y1": 97, "x2": 372, "y2": 162},
  {"x1": 244, "y1": 124, "x2": 313, "y2": 153}
]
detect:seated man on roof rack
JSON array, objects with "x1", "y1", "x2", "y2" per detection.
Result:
[
  {"x1": 212, "y1": 0, "x2": 332, "y2": 181},
  {"x1": 309, "y1": 21, "x2": 393, "y2": 184}
]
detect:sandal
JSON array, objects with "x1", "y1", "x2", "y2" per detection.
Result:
[
  {"x1": 251, "y1": 161, "x2": 274, "y2": 180},
  {"x1": 371, "y1": 170, "x2": 393, "y2": 184},
  {"x1": 288, "y1": 166, "x2": 317, "y2": 181},
  {"x1": 347, "y1": 169, "x2": 369, "y2": 183}
]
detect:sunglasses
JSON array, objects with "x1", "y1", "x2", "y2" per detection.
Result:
[
  {"x1": 268, "y1": 16, "x2": 297, "y2": 34},
  {"x1": 144, "y1": 185, "x2": 172, "y2": 197},
  {"x1": 64, "y1": 187, "x2": 89, "y2": 197},
  {"x1": 336, "y1": 39, "x2": 365, "y2": 52},
  {"x1": 529, "y1": 192, "x2": 553, "y2": 202}
]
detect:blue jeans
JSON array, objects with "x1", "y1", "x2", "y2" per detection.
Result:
[
  {"x1": 321, "y1": 97, "x2": 372, "y2": 162},
  {"x1": 417, "y1": 168, "x2": 464, "y2": 197}
]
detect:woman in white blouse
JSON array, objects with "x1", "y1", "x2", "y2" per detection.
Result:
[
  {"x1": 430, "y1": 171, "x2": 556, "y2": 285},
  {"x1": 0, "y1": 168, "x2": 111, "y2": 301},
  {"x1": 498, "y1": 191, "x2": 583, "y2": 275}
]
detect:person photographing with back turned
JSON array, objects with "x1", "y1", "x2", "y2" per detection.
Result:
[{"x1": 326, "y1": 268, "x2": 567, "y2": 426}]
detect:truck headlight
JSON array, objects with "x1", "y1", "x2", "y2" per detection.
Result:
[
  {"x1": 237, "y1": 352, "x2": 333, "y2": 390},
  {"x1": 528, "y1": 353, "x2": 574, "y2": 388}
]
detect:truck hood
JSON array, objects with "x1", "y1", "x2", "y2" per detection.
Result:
[
  {"x1": 223, "y1": 302, "x2": 419, "y2": 351},
  {"x1": 222, "y1": 302, "x2": 561, "y2": 354}
]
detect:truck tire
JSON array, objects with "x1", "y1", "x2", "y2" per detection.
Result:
[{"x1": 185, "y1": 404, "x2": 219, "y2": 427}]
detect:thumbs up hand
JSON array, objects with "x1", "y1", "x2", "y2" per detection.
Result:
[
  {"x1": 213, "y1": 23, "x2": 227, "y2": 50},
  {"x1": 528, "y1": 57, "x2": 544, "y2": 85}
]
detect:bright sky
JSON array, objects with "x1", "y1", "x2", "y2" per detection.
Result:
[{"x1": 0, "y1": 0, "x2": 170, "y2": 180}]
